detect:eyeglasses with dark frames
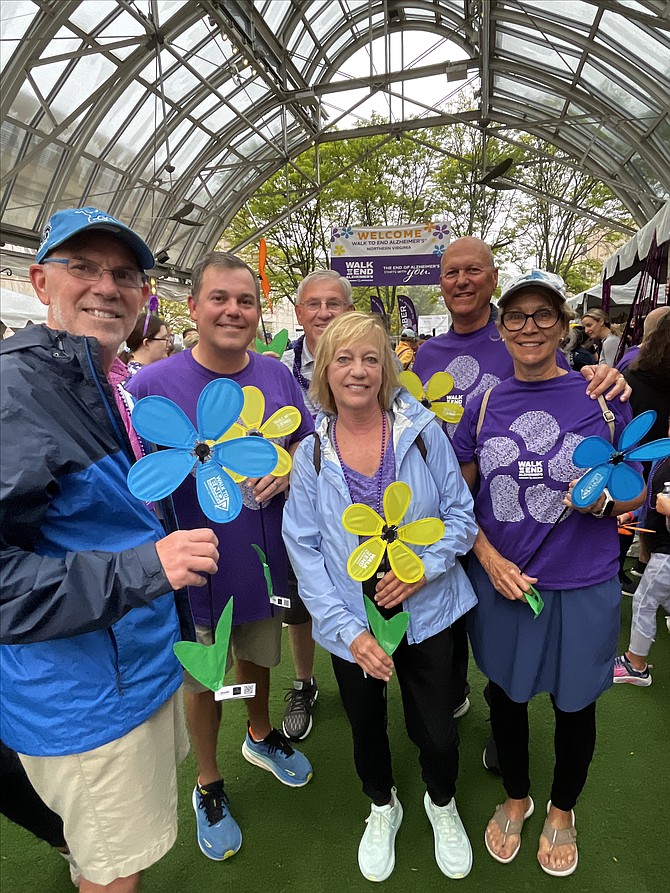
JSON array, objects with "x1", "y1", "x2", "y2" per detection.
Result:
[
  {"x1": 42, "y1": 258, "x2": 146, "y2": 289},
  {"x1": 500, "y1": 307, "x2": 561, "y2": 331}
]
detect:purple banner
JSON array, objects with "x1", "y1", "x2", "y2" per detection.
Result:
[
  {"x1": 331, "y1": 254, "x2": 440, "y2": 286},
  {"x1": 370, "y1": 295, "x2": 386, "y2": 317},
  {"x1": 397, "y1": 294, "x2": 418, "y2": 333}
]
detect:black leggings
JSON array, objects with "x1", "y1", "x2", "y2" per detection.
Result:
[
  {"x1": 0, "y1": 741, "x2": 65, "y2": 848},
  {"x1": 331, "y1": 625, "x2": 460, "y2": 808},
  {"x1": 488, "y1": 680, "x2": 596, "y2": 812}
]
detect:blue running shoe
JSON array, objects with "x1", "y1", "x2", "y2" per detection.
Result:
[
  {"x1": 241, "y1": 726, "x2": 313, "y2": 787},
  {"x1": 192, "y1": 780, "x2": 242, "y2": 861}
]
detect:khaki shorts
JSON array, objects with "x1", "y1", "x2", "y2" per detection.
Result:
[
  {"x1": 183, "y1": 615, "x2": 283, "y2": 694},
  {"x1": 19, "y1": 689, "x2": 188, "y2": 886}
]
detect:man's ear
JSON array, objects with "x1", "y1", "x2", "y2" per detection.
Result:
[
  {"x1": 187, "y1": 294, "x2": 197, "y2": 322},
  {"x1": 29, "y1": 264, "x2": 50, "y2": 306}
]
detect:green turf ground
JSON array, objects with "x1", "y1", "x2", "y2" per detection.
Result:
[{"x1": 2, "y1": 593, "x2": 668, "y2": 893}]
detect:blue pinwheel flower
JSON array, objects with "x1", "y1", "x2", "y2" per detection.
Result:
[
  {"x1": 433, "y1": 244, "x2": 446, "y2": 256},
  {"x1": 571, "y1": 410, "x2": 670, "y2": 508},
  {"x1": 127, "y1": 378, "x2": 278, "y2": 523},
  {"x1": 340, "y1": 225, "x2": 354, "y2": 238}
]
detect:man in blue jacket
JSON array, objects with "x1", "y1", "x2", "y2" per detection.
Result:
[{"x1": 0, "y1": 207, "x2": 219, "y2": 893}]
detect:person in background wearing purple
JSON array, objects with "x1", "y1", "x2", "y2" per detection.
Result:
[
  {"x1": 279, "y1": 270, "x2": 354, "y2": 741},
  {"x1": 128, "y1": 253, "x2": 314, "y2": 864},
  {"x1": 453, "y1": 271, "x2": 645, "y2": 877},
  {"x1": 617, "y1": 305, "x2": 670, "y2": 372},
  {"x1": 412, "y1": 237, "x2": 630, "y2": 767}
]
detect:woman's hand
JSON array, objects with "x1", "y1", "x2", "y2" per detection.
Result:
[
  {"x1": 656, "y1": 492, "x2": 670, "y2": 518},
  {"x1": 564, "y1": 480, "x2": 605, "y2": 515},
  {"x1": 480, "y1": 550, "x2": 538, "y2": 602},
  {"x1": 374, "y1": 570, "x2": 426, "y2": 609},
  {"x1": 581, "y1": 364, "x2": 631, "y2": 402},
  {"x1": 249, "y1": 473, "x2": 289, "y2": 503},
  {"x1": 349, "y1": 631, "x2": 394, "y2": 681}
]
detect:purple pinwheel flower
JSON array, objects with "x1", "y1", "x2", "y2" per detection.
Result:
[
  {"x1": 127, "y1": 378, "x2": 277, "y2": 523},
  {"x1": 571, "y1": 410, "x2": 670, "y2": 508}
]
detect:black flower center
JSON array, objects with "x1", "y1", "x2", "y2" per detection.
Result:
[
  {"x1": 194, "y1": 442, "x2": 211, "y2": 462},
  {"x1": 381, "y1": 524, "x2": 398, "y2": 543},
  {"x1": 420, "y1": 397, "x2": 432, "y2": 408},
  {"x1": 610, "y1": 450, "x2": 625, "y2": 465}
]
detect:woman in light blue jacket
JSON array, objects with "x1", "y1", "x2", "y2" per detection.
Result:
[{"x1": 283, "y1": 312, "x2": 478, "y2": 883}]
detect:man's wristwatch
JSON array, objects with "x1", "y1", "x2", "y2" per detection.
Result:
[{"x1": 593, "y1": 488, "x2": 615, "y2": 518}]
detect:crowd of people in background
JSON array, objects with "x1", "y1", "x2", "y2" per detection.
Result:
[{"x1": 1, "y1": 209, "x2": 668, "y2": 892}]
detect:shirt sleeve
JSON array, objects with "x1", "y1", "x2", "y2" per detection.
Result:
[{"x1": 451, "y1": 392, "x2": 484, "y2": 463}]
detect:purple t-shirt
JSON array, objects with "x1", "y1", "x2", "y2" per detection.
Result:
[
  {"x1": 127, "y1": 349, "x2": 314, "y2": 626},
  {"x1": 616, "y1": 345, "x2": 640, "y2": 372},
  {"x1": 413, "y1": 317, "x2": 569, "y2": 440},
  {"x1": 453, "y1": 371, "x2": 638, "y2": 589}
]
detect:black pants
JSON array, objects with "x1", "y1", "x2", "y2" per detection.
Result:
[
  {"x1": 488, "y1": 681, "x2": 596, "y2": 812},
  {"x1": 0, "y1": 740, "x2": 65, "y2": 848},
  {"x1": 331, "y1": 625, "x2": 460, "y2": 808}
]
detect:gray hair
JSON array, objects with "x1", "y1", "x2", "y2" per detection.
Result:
[
  {"x1": 296, "y1": 269, "x2": 353, "y2": 304},
  {"x1": 190, "y1": 252, "x2": 260, "y2": 305}
]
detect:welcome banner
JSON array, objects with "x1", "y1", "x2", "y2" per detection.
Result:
[{"x1": 330, "y1": 222, "x2": 450, "y2": 286}]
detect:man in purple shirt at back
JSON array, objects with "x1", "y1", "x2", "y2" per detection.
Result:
[
  {"x1": 412, "y1": 236, "x2": 630, "y2": 767},
  {"x1": 128, "y1": 252, "x2": 314, "y2": 865}
]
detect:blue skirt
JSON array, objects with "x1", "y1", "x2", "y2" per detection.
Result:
[{"x1": 467, "y1": 556, "x2": 621, "y2": 712}]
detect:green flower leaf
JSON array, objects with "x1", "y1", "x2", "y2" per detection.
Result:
[
  {"x1": 255, "y1": 329, "x2": 290, "y2": 358},
  {"x1": 363, "y1": 595, "x2": 409, "y2": 656},
  {"x1": 251, "y1": 543, "x2": 274, "y2": 599},
  {"x1": 173, "y1": 597, "x2": 233, "y2": 691}
]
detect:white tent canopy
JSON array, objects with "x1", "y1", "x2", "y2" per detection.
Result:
[
  {"x1": 603, "y1": 201, "x2": 670, "y2": 284},
  {"x1": 1, "y1": 286, "x2": 48, "y2": 330},
  {"x1": 569, "y1": 277, "x2": 640, "y2": 314}
]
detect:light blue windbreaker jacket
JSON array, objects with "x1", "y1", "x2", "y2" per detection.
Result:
[{"x1": 283, "y1": 390, "x2": 478, "y2": 662}]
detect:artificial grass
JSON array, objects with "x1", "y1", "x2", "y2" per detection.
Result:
[{"x1": 2, "y1": 593, "x2": 668, "y2": 892}]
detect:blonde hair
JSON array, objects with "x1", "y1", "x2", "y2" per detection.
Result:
[
  {"x1": 582, "y1": 308, "x2": 611, "y2": 330},
  {"x1": 309, "y1": 312, "x2": 399, "y2": 415}
]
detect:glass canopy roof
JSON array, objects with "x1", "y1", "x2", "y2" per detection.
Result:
[{"x1": 1, "y1": 0, "x2": 668, "y2": 280}]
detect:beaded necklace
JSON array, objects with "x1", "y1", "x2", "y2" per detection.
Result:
[
  {"x1": 291, "y1": 335, "x2": 311, "y2": 394},
  {"x1": 333, "y1": 408, "x2": 388, "y2": 515}
]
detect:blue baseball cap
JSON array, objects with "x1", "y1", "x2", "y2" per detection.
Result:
[{"x1": 36, "y1": 207, "x2": 154, "y2": 270}]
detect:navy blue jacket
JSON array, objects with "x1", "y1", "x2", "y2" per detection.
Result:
[{"x1": 0, "y1": 326, "x2": 193, "y2": 756}]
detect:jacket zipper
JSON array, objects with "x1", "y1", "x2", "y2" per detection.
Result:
[{"x1": 108, "y1": 628, "x2": 124, "y2": 696}]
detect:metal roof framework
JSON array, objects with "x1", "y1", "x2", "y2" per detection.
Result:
[{"x1": 1, "y1": 0, "x2": 668, "y2": 282}]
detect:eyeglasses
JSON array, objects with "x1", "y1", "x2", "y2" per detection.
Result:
[
  {"x1": 151, "y1": 336, "x2": 173, "y2": 345},
  {"x1": 500, "y1": 307, "x2": 561, "y2": 331},
  {"x1": 42, "y1": 258, "x2": 146, "y2": 289},
  {"x1": 299, "y1": 299, "x2": 349, "y2": 312}
]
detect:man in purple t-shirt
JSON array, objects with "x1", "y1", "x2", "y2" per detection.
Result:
[{"x1": 128, "y1": 253, "x2": 314, "y2": 864}]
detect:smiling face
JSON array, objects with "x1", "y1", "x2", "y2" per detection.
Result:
[
  {"x1": 499, "y1": 288, "x2": 566, "y2": 379},
  {"x1": 326, "y1": 340, "x2": 384, "y2": 416},
  {"x1": 295, "y1": 279, "x2": 353, "y2": 354},
  {"x1": 145, "y1": 324, "x2": 171, "y2": 363},
  {"x1": 582, "y1": 314, "x2": 606, "y2": 340},
  {"x1": 188, "y1": 264, "x2": 260, "y2": 371},
  {"x1": 29, "y1": 232, "x2": 148, "y2": 369},
  {"x1": 440, "y1": 237, "x2": 498, "y2": 332}
]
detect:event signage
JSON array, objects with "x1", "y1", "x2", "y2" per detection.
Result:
[
  {"x1": 397, "y1": 294, "x2": 418, "y2": 333},
  {"x1": 330, "y1": 222, "x2": 450, "y2": 286}
]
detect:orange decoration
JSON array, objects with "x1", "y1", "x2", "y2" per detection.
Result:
[{"x1": 259, "y1": 237, "x2": 272, "y2": 308}]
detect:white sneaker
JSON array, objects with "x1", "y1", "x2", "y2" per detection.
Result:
[
  {"x1": 358, "y1": 788, "x2": 403, "y2": 882},
  {"x1": 424, "y1": 793, "x2": 472, "y2": 878}
]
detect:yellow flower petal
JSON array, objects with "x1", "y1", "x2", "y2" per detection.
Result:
[
  {"x1": 342, "y1": 504, "x2": 384, "y2": 537},
  {"x1": 398, "y1": 517, "x2": 445, "y2": 546},
  {"x1": 261, "y1": 405, "x2": 302, "y2": 439},
  {"x1": 431, "y1": 402, "x2": 464, "y2": 424},
  {"x1": 347, "y1": 537, "x2": 386, "y2": 581},
  {"x1": 271, "y1": 445, "x2": 292, "y2": 477},
  {"x1": 426, "y1": 371, "x2": 455, "y2": 402},
  {"x1": 240, "y1": 386, "x2": 265, "y2": 430},
  {"x1": 383, "y1": 481, "x2": 411, "y2": 527},
  {"x1": 399, "y1": 370, "x2": 425, "y2": 402},
  {"x1": 388, "y1": 540, "x2": 425, "y2": 583}
]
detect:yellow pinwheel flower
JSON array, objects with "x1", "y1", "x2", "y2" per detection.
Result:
[
  {"x1": 342, "y1": 481, "x2": 445, "y2": 584},
  {"x1": 399, "y1": 370, "x2": 464, "y2": 425},
  {"x1": 215, "y1": 386, "x2": 301, "y2": 481}
]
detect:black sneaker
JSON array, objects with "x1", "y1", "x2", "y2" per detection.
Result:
[
  {"x1": 619, "y1": 571, "x2": 637, "y2": 596},
  {"x1": 629, "y1": 560, "x2": 647, "y2": 578},
  {"x1": 282, "y1": 677, "x2": 318, "y2": 741}
]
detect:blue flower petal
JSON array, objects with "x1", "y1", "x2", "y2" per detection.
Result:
[
  {"x1": 212, "y1": 436, "x2": 277, "y2": 477},
  {"x1": 132, "y1": 396, "x2": 197, "y2": 448},
  {"x1": 127, "y1": 449, "x2": 195, "y2": 501},
  {"x1": 619, "y1": 410, "x2": 656, "y2": 451},
  {"x1": 196, "y1": 461, "x2": 243, "y2": 523},
  {"x1": 197, "y1": 379, "x2": 245, "y2": 441},
  {"x1": 608, "y1": 462, "x2": 645, "y2": 502},
  {"x1": 627, "y1": 437, "x2": 670, "y2": 462},
  {"x1": 572, "y1": 436, "x2": 614, "y2": 469},
  {"x1": 571, "y1": 464, "x2": 613, "y2": 508}
]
